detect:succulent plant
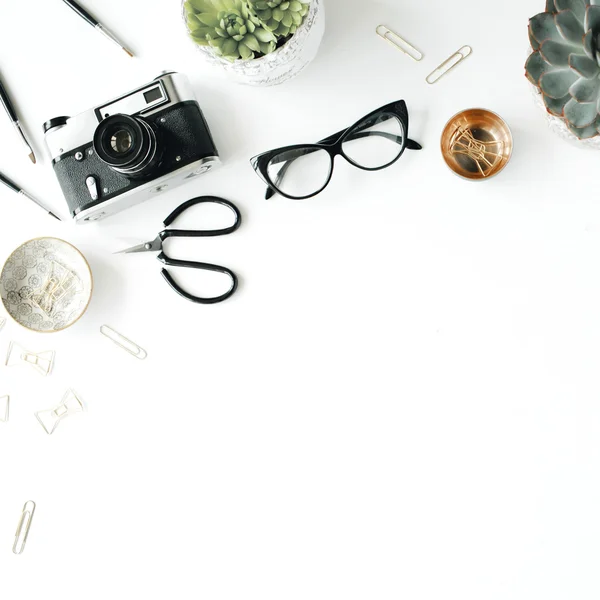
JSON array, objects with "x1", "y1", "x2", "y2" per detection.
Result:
[
  {"x1": 526, "y1": 0, "x2": 600, "y2": 139},
  {"x1": 185, "y1": 0, "x2": 277, "y2": 61},
  {"x1": 248, "y1": 0, "x2": 310, "y2": 38}
]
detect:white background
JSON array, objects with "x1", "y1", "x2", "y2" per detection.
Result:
[{"x1": 0, "y1": 0, "x2": 598, "y2": 598}]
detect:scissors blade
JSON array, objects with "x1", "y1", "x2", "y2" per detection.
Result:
[{"x1": 114, "y1": 237, "x2": 163, "y2": 254}]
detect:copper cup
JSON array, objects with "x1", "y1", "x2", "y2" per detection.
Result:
[{"x1": 441, "y1": 109, "x2": 513, "y2": 180}]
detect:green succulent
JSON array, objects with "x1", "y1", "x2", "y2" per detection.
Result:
[
  {"x1": 185, "y1": 0, "x2": 277, "y2": 61},
  {"x1": 248, "y1": 0, "x2": 310, "y2": 38},
  {"x1": 526, "y1": 0, "x2": 600, "y2": 139}
]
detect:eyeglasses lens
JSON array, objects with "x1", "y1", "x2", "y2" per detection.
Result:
[
  {"x1": 342, "y1": 114, "x2": 405, "y2": 169},
  {"x1": 266, "y1": 147, "x2": 332, "y2": 199}
]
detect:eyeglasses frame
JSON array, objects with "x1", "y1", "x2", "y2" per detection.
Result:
[{"x1": 249, "y1": 99, "x2": 422, "y2": 200}]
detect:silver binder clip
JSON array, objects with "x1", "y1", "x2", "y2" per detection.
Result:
[
  {"x1": 0, "y1": 395, "x2": 9, "y2": 422},
  {"x1": 6, "y1": 342, "x2": 55, "y2": 376},
  {"x1": 426, "y1": 45, "x2": 472, "y2": 84},
  {"x1": 376, "y1": 25, "x2": 423, "y2": 61},
  {"x1": 100, "y1": 325, "x2": 147, "y2": 360},
  {"x1": 13, "y1": 501, "x2": 36, "y2": 555},
  {"x1": 35, "y1": 389, "x2": 84, "y2": 435}
]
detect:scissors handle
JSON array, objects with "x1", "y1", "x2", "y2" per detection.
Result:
[
  {"x1": 158, "y1": 253, "x2": 238, "y2": 304},
  {"x1": 160, "y1": 196, "x2": 242, "y2": 240}
]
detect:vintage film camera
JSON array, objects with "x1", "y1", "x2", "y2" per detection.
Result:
[{"x1": 44, "y1": 72, "x2": 220, "y2": 223}]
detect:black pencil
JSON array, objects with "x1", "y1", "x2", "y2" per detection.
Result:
[
  {"x1": 0, "y1": 171, "x2": 60, "y2": 221},
  {"x1": 62, "y1": 0, "x2": 134, "y2": 57},
  {"x1": 0, "y1": 76, "x2": 36, "y2": 164}
]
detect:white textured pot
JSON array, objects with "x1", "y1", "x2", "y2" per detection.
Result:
[{"x1": 183, "y1": 0, "x2": 325, "y2": 87}]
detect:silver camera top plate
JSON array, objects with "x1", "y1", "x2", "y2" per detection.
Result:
[
  {"x1": 44, "y1": 72, "x2": 197, "y2": 161},
  {"x1": 95, "y1": 80, "x2": 168, "y2": 122}
]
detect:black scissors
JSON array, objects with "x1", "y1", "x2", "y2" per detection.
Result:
[{"x1": 117, "y1": 196, "x2": 241, "y2": 304}]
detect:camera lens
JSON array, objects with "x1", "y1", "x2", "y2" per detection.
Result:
[
  {"x1": 110, "y1": 130, "x2": 133, "y2": 154},
  {"x1": 93, "y1": 114, "x2": 162, "y2": 178}
]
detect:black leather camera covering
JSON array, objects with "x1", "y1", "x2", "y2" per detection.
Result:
[{"x1": 52, "y1": 102, "x2": 219, "y2": 217}]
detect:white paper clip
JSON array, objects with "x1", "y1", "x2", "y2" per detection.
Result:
[
  {"x1": 0, "y1": 317, "x2": 5, "y2": 331},
  {"x1": 13, "y1": 501, "x2": 36, "y2": 555},
  {"x1": 6, "y1": 342, "x2": 55, "y2": 376},
  {"x1": 0, "y1": 395, "x2": 9, "y2": 422},
  {"x1": 100, "y1": 325, "x2": 147, "y2": 360},
  {"x1": 426, "y1": 45, "x2": 472, "y2": 84},
  {"x1": 376, "y1": 25, "x2": 423, "y2": 61},
  {"x1": 35, "y1": 389, "x2": 84, "y2": 435}
]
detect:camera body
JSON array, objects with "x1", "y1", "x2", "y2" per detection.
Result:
[{"x1": 44, "y1": 72, "x2": 220, "y2": 223}]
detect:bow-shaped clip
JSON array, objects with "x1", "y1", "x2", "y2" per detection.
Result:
[
  {"x1": 35, "y1": 389, "x2": 84, "y2": 435},
  {"x1": 6, "y1": 341, "x2": 55, "y2": 376}
]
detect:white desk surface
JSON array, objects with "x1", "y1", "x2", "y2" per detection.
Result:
[{"x1": 1, "y1": 0, "x2": 598, "y2": 598}]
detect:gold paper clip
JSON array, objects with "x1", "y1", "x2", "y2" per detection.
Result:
[
  {"x1": 426, "y1": 45, "x2": 472, "y2": 84},
  {"x1": 0, "y1": 395, "x2": 9, "y2": 422},
  {"x1": 5, "y1": 342, "x2": 55, "y2": 376},
  {"x1": 100, "y1": 325, "x2": 147, "y2": 360},
  {"x1": 449, "y1": 125, "x2": 504, "y2": 177},
  {"x1": 376, "y1": 25, "x2": 423, "y2": 61},
  {"x1": 13, "y1": 501, "x2": 36, "y2": 555}
]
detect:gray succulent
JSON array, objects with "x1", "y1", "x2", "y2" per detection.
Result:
[{"x1": 526, "y1": 0, "x2": 600, "y2": 139}]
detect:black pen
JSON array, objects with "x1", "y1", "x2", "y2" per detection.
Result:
[
  {"x1": 0, "y1": 171, "x2": 60, "y2": 221},
  {"x1": 0, "y1": 77, "x2": 36, "y2": 164},
  {"x1": 62, "y1": 0, "x2": 134, "y2": 57}
]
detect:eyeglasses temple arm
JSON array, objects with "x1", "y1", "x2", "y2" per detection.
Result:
[
  {"x1": 317, "y1": 115, "x2": 397, "y2": 145},
  {"x1": 317, "y1": 127, "x2": 349, "y2": 145},
  {"x1": 320, "y1": 112, "x2": 414, "y2": 145}
]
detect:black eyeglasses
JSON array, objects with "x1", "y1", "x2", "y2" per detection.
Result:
[{"x1": 250, "y1": 100, "x2": 422, "y2": 200}]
